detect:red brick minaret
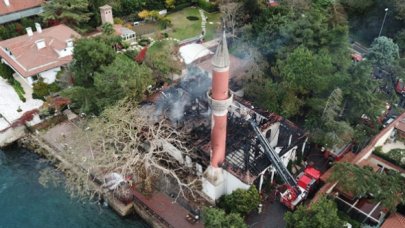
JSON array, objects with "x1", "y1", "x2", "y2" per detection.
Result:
[{"x1": 204, "y1": 31, "x2": 233, "y2": 195}]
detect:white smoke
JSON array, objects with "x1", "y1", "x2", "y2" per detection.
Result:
[{"x1": 155, "y1": 65, "x2": 211, "y2": 123}]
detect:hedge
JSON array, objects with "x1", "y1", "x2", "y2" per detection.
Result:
[
  {"x1": 198, "y1": 0, "x2": 219, "y2": 13},
  {"x1": 33, "y1": 81, "x2": 60, "y2": 100},
  {"x1": 171, "y1": 3, "x2": 192, "y2": 12},
  {"x1": 186, "y1": 16, "x2": 199, "y2": 21},
  {"x1": 0, "y1": 63, "x2": 25, "y2": 102},
  {"x1": 373, "y1": 149, "x2": 405, "y2": 169}
]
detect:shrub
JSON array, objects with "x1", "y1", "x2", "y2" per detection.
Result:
[
  {"x1": 158, "y1": 17, "x2": 172, "y2": 29},
  {"x1": 217, "y1": 186, "x2": 260, "y2": 216},
  {"x1": 373, "y1": 148, "x2": 405, "y2": 169},
  {"x1": 135, "y1": 47, "x2": 148, "y2": 63},
  {"x1": 198, "y1": 0, "x2": 219, "y2": 13},
  {"x1": 186, "y1": 16, "x2": 199, "y2": 21},
  {"x1": 172, "y1": 3, "x2": 192, "y2": 12},
  {"x1": 138, "y1": 38, "x2": 151, "y2": 46},
  {"x1": 12, "y1": 79, "x2": 26, "y2": 102},
  {"x1": 202, "y1": 208, "x2": 247, "y2": 228},
  {"x1": 114, "y1": 17, "x2": 124, "y2": 25},
  {"x1": 33, "y1": 81, "x2": 60, "y2": 100},
  {"x1": 0, "y1": 63, "x2": 14, "y2": 80},
  {"x1": 124, "y1": 50, "x2": 139, "y2": 59}
]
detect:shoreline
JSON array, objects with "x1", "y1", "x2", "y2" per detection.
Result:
[{"x1": 17, "y1": 133, "x2": 169, "y2": 228}]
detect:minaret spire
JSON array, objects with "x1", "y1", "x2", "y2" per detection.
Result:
[{"x1": 211, "y1": 30, "x2": 230, "y2": 69}]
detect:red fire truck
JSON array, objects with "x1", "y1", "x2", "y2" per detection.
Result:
[{"x1": 250, "y1": 119, "x2": 321, "y2": 210}]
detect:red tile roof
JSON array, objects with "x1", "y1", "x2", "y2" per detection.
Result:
[
  {"x1": 0, "y1": 24, "x2": 80, "y2": 78},
  {"x1": 382, "y1": 213, "x2": 405, "y2": 228},
  {"x1": 396, "y1": 119, "x2": 405, "y2": 133},
  {"x1": 353, "y1": 112, "x2": 405, "y2": 164},
  {"x1": 0, "y1": 0, "x2": 44, "y2": 15}
]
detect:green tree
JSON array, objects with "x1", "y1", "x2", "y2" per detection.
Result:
[
  {"x1": 245, "y1": 77, "x2": 284, "y2": 115},
  {"x1": 62, "y1": 86, "x2": 99, "y2": 113},
  {"x1": 367, "y1": 36, "x2": 400, "y2": 67},
  {"x1": 33, "y1": 81, "x2": 60, "y2": 100},
  {"x1": 93, "y1": 54, "x2": 153, "y2": 109},
  {"x1": 308, "y1": 88, "x2": 354, "y2": 147},
  {"x1": 72, "y1": 38, "x2": 116, "y2": 87},
  {"x1": 394, "y1": 29, "x2": 405, "y2": 56},
  {"x1": 375, "y1": 169, "x2": 405, "y2": 211},
  {"x1": 390, "y1": 0, "x2": 405, "y2": 20},
  {"x1": 65, "y1": 54, "x2": 153, "y2": 114},
  {"x1": 101, "y1": 22, "x2": 114, "y2": 35},
  {"x1": 144, "y1": 41, "x2": 182, "y2": 80},
  {"x1": 41, "y1": 0, "x2": 92, "y2": 28},
  {"x1": 218, "y1": 186, "x2": 260, "y2": 216},
  {"x1": 284, "y1": 197, "x2": 344, "y2": 228},
  {"x1": 274, "y1": 46, "x2": 335, "y2": 117},
  {"x1": 329, "y1": 162, "x2": 405, "y2": 211},
  {"x1": 329, "y1": 163, "x2": 378, "y2": 197},
  {"x1": 87, "y1": 0, "x2": 107, "y2": 27},
  {"x1": 251, "y1": 4, "x2": 349, "y2": 68},
  {"x1": 202, "y1": 208, "x2": 247, "y2": 228},
  {"x1": 339, "y1": 0, "x2": 375, "y2": 13},
  {"x1": 165, "y1": 0, "x2": 176, "y2": 8},
  {"x1": 343, "y1": 61, "x2": 384, "y2": 122}
]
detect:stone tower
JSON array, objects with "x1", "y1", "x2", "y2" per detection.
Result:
[{"x1": 99, "y1": 5, "x2": 113, "y2": 25}]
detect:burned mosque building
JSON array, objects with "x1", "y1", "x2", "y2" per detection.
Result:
[{"x1": 147, "y1": 32, "x2": 308, "y2": 202}]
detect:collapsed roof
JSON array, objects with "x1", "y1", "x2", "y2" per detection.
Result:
[{"x1": 147, "y1": 66, "x2": 307, "y2": 183}]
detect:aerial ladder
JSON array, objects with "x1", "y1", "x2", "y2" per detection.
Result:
[{"x1": 249, "y1": 118, "x2": 321, "y2": 210}]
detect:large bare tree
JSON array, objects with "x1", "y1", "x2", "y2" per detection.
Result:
[
  {"x1": 59, "y1": 100, "x2": 201, "y2": 201},
  {"x1": 219, "y1": 1, "x2": 242, "y2": 38}
]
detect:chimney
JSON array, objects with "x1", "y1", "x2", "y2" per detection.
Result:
[
  {"x1": 35, "y1": 39, "x2": 46, "y2": 50},
  {"x1": 66, "y1": 39, "x2": 73, "y2": 48},
  {"x1": 26, "y1": 27, "x2": 33, "y2": 37},
  {"x1": 35, "y1": 23, "x2": 42, "y2": 33},
  {"x1": 4, "y1": 0, "x2": 9, "y2": 7}
]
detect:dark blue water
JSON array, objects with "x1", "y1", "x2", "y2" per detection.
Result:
[{"x1": 0, "y1": 145, "x2": 149, "y2": 228}]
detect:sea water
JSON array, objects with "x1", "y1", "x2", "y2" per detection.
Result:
[{"x1": 0, "y1": 144, "x2": 149, "y2": 228}]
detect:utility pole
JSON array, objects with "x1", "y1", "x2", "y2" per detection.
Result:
[{"x1": 378, "y1": 8, "x2": 389, "y2": 37}]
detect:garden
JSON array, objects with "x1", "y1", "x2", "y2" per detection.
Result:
[{"x1": 166, "y1": 7, "x2": 221, "y2": 41}]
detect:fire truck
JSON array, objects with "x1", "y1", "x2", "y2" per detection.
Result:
[{"x1": 249, "y1": 119, "x2": 321, "y2": 210}]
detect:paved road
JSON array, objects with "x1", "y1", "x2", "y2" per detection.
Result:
[{"x1": 246, "y1": 199, "x2": 287, "y2": 228}]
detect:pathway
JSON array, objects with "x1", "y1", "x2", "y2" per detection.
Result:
[
  {"x1": 0, "y1": 77, "x2": 42, "y2": 130},
  {"x1": 132, "y1": 189, "x2": 203, "y2": 228}
]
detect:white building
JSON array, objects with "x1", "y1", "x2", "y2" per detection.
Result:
[{"x1": 0, "y1": 24, "x2": 81, "y2": 87}]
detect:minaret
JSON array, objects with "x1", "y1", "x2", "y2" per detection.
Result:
[{"x1": 203, "y1": 31, "x2": 233, "y2": 200}]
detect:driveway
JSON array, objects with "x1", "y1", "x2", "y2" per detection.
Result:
[
  {"x1": 0, "y1": 77, "x2": 42, "y2": 130},
  {"x1": 246, "y1": 199, "x2": 287, "y2": 228}
]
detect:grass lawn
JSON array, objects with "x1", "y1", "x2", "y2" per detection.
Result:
[
  {"x1": 166, "y1": 7, "x2": 221, "y2": 41},
  {"x1": 132, "y1": 22, "x2": 160, "y2": 36},
  {"x1": 148, "y1": 40, "x2": 178, "y2": 56}
]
